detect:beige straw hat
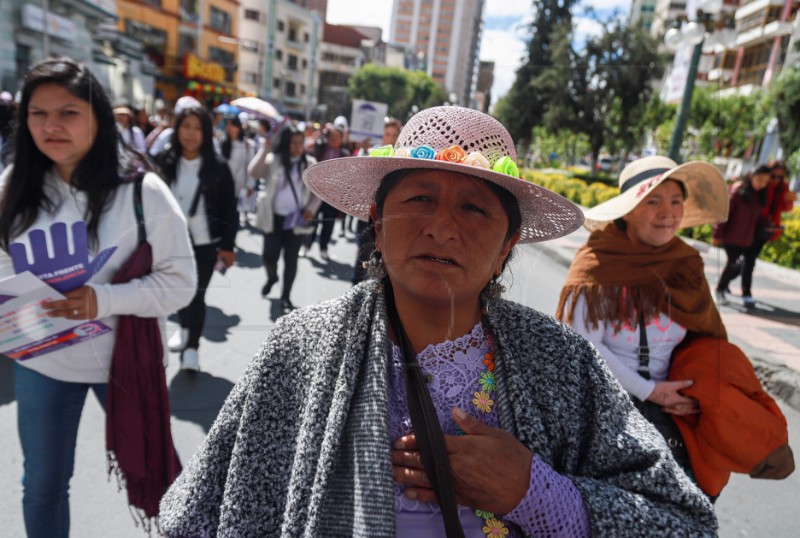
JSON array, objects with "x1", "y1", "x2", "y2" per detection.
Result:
[
  {"x1": 583, "y1": 156, "x2": 729, "y2": 231},
  {"x1": 302, "y1": 106, "x2": 583, "y2": 243}
]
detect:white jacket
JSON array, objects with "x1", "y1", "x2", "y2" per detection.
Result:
[{"x1": 0, "y1": 168, "x2": 196, "y2": 383}]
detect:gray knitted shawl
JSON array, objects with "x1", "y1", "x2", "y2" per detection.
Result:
[{"x1": 160, "y1": 281, "x2": 716, "y2": 537}]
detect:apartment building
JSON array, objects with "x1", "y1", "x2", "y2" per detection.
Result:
[
  {"x1": 389, "y1": 0, "x2": 485, "y2": 106},
  {"x1": 709, "y1": 0, "x2": 798, "y2": 94},
  {"x1": 0, "y1": 0, "x2": 150, "y2": 99},
  {"x1": 117, "y1": 0, "x2": 240, "y2": 104}
]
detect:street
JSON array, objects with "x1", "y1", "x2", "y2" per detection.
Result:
[{"x1": 0, "y1": 224, "x2": 798, "y2": 537}]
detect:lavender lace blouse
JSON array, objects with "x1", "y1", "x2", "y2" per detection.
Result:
[{"x1": 388, "y1": 322, "x2": 591, "y2": 537}]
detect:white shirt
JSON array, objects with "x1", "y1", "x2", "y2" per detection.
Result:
[
  {"x1": 172, "y1": 156, "x2": 215, "y2": 246},
  {"x1": 272, "y1": 157, "x2": 305, "y2": 216},
  {"x1": 0, "y1": 167, "x2": 196, "y2": 383},
  {"x1": 569, "y1": 293, "x2": 687, "y2": 401}
]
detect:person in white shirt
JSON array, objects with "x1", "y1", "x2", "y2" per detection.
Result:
[
  {"x1": 154, "y1": 105, "x2": 237, "y2": 371},
  {"x1": 219, "y1": 115, "x2": 256, "y2": 225},
  {"x1": 0, "y1": 57, "x2": 195, "y2": 538},
  {"x1": 113, "y1": 105, "x2": 147, "y2": 153},
  {"x1": 249, "y1": 125, "x2": 320, "y2": 313}
]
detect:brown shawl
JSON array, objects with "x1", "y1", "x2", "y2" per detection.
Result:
[{"x1": 556, "y1": 223, "x2": 726, "y2": 339}]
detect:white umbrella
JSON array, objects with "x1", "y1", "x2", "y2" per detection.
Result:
[{"x1": 230, "y1": 97, "x2": 282, "y2": 121}]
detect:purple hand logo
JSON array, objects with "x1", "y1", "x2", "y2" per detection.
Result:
[{"x1": 9, "y1": 221, "x2": 117, "y2": 293}]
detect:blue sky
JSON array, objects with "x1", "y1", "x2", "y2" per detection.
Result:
[{"x1": 326, "y1": 0, "x2": 632, "y2": 106}]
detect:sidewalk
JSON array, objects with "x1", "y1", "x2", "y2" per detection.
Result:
[{"x1": 539, "y1": 225, "x2": 800, "y2": 410}]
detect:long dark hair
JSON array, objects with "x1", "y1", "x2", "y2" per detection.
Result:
[
  {"x1": 0, "y1": 57, "x2": 123, "y2": 250},
  {"x1": 220, "y1": 115, "x2": 245, "y2": 160},
  {"x1": 156, "y1": 107, "x2": 220, "y2": 186},
  {"x1": 275, "y1": 125, "x2": 308, "y2": 177},
  {"x1": 739, "y1": 166, "x2": 769, "y2": 205}
]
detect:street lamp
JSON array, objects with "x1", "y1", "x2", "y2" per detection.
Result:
[{"x1": 664, "y1": 0, "x2": 726, "y2": 161}]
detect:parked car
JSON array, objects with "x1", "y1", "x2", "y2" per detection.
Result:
[{"x1": 597, "y1": 157, "x2": 616, "y2": 172}]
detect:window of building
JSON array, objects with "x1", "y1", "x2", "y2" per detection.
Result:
[
  {"x1": 244, "y1": 9, "x2": 261, "y2": 21},
  {"x1": 302, "y1": 58, "x2": 308, "y2": 69},
  {"x1": 178, "y1": 30, "x2": 197, "y2": 57},
  {"x1": 304, "y1": 32, "x2": 310, "y2": 43},
  {"x1": 288, "y1": 26, "x2": 298, "y2": 42},
  {"x1": 274, "y1": 78, "x2": 281, "y2": 88},
  {"x1": 245, "y1": 72, "x2": 258, "y2": 84},
  {"x1": 143, "y1": 0, "x2": 162, "y2": 7},
  {"x1": 208, "y1": 46, "x2": 236, "y2": 81},
  {"x1": 125, "y1": 20, "x2": 168, "y2": 64},
  {"x1": 209, "y1": 6, "x2": 232, "y2": 34},
  {"x1": 242, "y1": 40, "x2": 259, "y2": 53},
  {"x1": 287, "y1": 54, "x2": 298, "y2": 70},
  {"x1": 276, "y1": 49, "x2": 283, "y2": 60},
  {"x1": 277, "y1": 20, "x2": 285, "y2": 32},
  {"x1": 300, "y1": 83, "x2": 306, "y2": 95},
  {"x1": 285, "y1": 81, "x2": 296, "y2": 97}
]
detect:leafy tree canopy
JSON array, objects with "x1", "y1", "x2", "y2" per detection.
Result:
[
  {"x1": 348, "y1": 64, "x2": 447, "y2": 121},
  {"x1": 764, "y1": 69, "x2": 800, "y2": 156}
]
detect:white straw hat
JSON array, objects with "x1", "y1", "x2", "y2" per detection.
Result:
[
  {"x1": 583, "y1": 156, "x2": 729, "y2": 231},
  {"x1": 302, "y1": 106, "x2": 583, "y2": 243}
]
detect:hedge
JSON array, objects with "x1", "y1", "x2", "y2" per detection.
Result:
[{"x1": 522, "y1": 169, "x2": 800, "y2": 270}]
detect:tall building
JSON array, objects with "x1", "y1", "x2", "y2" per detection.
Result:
[
  {"x1": 473, "y1": 60, "x2": 493, "y2": 113},
  {"x1": 317, "y1": 23, "x2": 369, "y2": 121},
  {"x1": 630, "y1": 0, "x2": 658, "y2": 32},
  {"x1": 389, "y1": 0, "x2": 485, "y2": 106}
]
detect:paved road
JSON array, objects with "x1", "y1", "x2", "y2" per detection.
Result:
[{"x1": 0, "y1": 223, "x2": 798, "y2": 536}]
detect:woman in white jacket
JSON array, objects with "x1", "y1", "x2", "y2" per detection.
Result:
[
  {"x1": 249, "y1": 125, "x2": 320, "y2": 313},
  {"x1": 220, "y1": 115, "x2": 256, "y2": 225},
  {"x1": 0, "y1": 57, "x2": 195, "y2": 538}
]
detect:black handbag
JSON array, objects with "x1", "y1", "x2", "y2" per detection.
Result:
[{"x1": 631, "y1": 313, "x2": 690, "y2": 468}]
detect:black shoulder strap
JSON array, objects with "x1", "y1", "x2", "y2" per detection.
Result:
[
  {"x1": 188, "y1": 179, "x2": 203, "y2": 218},
  {"x1": 384, "y1": 280, "x2": 464, "y2": 538},
  {"x1": 133, "y1": 177, "x2": 146, "y2": 245},
  {"x1": 637, "y1": 311, "x2": 651, "y2": 380}
]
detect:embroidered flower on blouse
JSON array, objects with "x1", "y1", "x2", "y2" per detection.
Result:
[
  {"x1": 435, "y1": 145, "x2": 467, "y2": 163},
  {"x1": 483, "y1": 352, "x2": 495, "y2": 371},
  {"x1": 473, "y1": 391, "x2": 494, "y2": 413},
  {"x1": 492, "y1": 156, "x2": 519, "y2": 178},
  {"x1": 410, "y1": 145, "x2": 436, "y2": 159},
  {"x1": 369, "y1": 145, "x2": 395, "y2": 157},
  {"x1": 482, "y1": 518, "x2": 509, "y2": 537},
  {"x1": 479, "y1": 371, "x2": 496, "y2": 393},
  {"x1": 463, "y1": 151, "x2": 491, "y2": 169},
  {"x1": 475, "y1": 509, "x2": 495, "y2": 520}
]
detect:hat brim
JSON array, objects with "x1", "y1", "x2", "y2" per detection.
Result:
[
  {"x1": 303, "y1": 157, "x2": 585, "y2": 243},
  {"x1": 583, "y1": 161, "x2": 729, "y2": 231}
]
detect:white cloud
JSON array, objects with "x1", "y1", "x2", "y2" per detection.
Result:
[
  {"x1": 574, "y1": 16, "x2": 605, "y2": 43},
  {"x1": 484, "y1": 0, "x2": 534, "y2": 19},
  {"x1": 479, "y1": 27, "x2": 528, "y2": 106},
  {"x1": 326, "y1": 0, "x2": 392, "y2": 37}
]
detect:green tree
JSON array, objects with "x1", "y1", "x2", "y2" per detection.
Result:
[
  {"x1": 764, "y1": 69, "x2": 800, "y2": 156},
  {"x1": 348, "y1": 64, "x2": 448, "y2": 121},
  {"x1": 496, "y1": 0, "x2": 576, "y2": 144},
  {"x1": 538, "y1": 19, "x2": 663, "y2": 171}
]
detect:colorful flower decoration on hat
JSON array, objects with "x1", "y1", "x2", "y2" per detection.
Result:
[
  {"x1": 436, "y1": 145, "x2": 467, "y2": 163},
  {"x1": 492, "y1": 156, "x2": 519, "y2": 178},
  {"x1": 410, "y1": 145, "x2": 436, "y2": 159},
  {"x1": 369, "y1": 145, "x2": 395, "y2": 157},
  {"x1": 463, "y1": 152, "x2": 491, "y2": 169},
  {"x1": 371, "y1": 144, "x2": 520, "y2": 178}
]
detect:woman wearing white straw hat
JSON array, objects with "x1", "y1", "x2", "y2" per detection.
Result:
[
  {"x1": 160, "y1": 110, "x2": 716, "y2": 537},
  {"x1": 557, "y1": 156, "x2": 730, "y2": 476}
]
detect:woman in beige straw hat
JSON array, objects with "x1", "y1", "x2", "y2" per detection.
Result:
[
  {"x1": 557, "y1": 156, "x2": 730, "y2": 473},
  {"x1": 160, "y1": 110, "x2": 716, "y2": 537}
]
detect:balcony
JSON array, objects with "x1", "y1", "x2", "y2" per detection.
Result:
[{"x1": 707, "y1": 67, "x2": 734, "y2": 82}]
